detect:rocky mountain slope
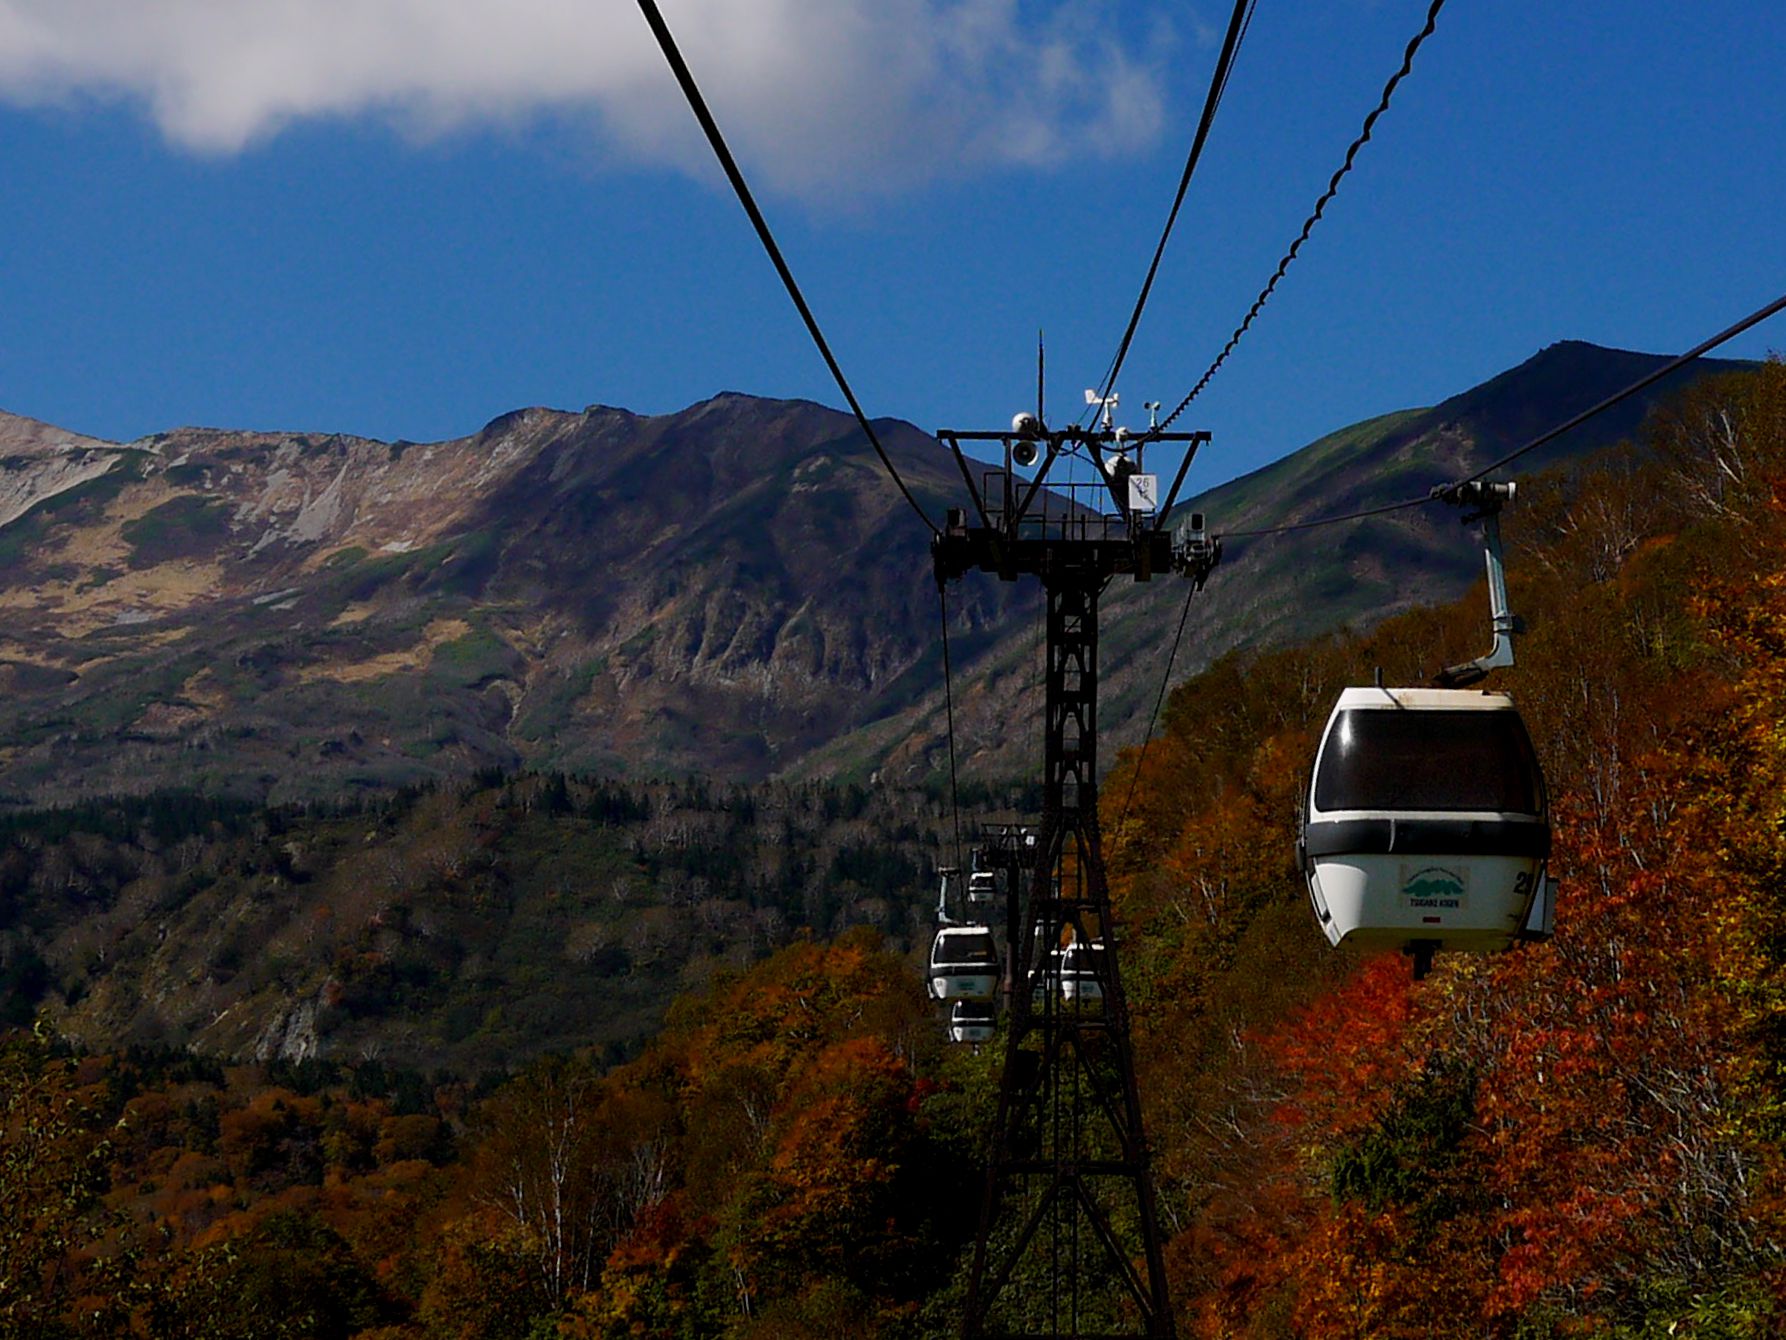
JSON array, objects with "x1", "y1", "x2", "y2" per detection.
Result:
[
  {"x1": 0, "y1": 395, "x2": 1023, "y2": 804},
  {"x1": 0, "y1": 342, "x2": 1752, "y2": 804}
]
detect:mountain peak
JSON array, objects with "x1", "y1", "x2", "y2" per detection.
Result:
[
  {"x1": 476, "y1": 405, "x2": 572, "y2": 439},
  {"x1": 0, "y1": 408, "x2": 116, "y2": 457},
  {"x1": 1417, "y1": 340, "x2": 1757, "y2": 472}
]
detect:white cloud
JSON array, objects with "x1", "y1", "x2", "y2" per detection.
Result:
[{"x1": 0, "y1": 0, "x2": 1165, "y2": 195}]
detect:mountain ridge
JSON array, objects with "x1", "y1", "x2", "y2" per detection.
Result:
[{"x1": 0, "y1": 340, "x2": 1757, "y2": 805}]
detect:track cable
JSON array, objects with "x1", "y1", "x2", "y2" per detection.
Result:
[
  {"x1": 1216, "y1": 289, "x2": 1786, "y2": 540},
  {"x1": 1113, "y1": 576, "x2": 1201, "y2": 841},
  {"x1": 635, "y1": 0, "x2": 940, "y2": 535},
  {"x1": 1457, "y1": 292, "x2": 1786, "y2": 485},
  {"x1": 938, "y1": 583, "x2": 966, "y2": 878},
  {"x1": 1156, "y1": 0, "x2": 1449, "y2": 432},
  {"x1": 1085, "y1": 0, "x2": 1258, "y2": 426}
]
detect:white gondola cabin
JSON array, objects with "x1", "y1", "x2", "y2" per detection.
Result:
[
  {"x1": 1300, "y1": 687, "x2": 1550, "y2": 963},
  {"x1": 967, "y1": 869, "x2": 999, "y2": 905},
  {"x1": 949, "y1": 1000, "x2": 996, "y2": 1044},
  {"x1": 1059, "y1": 940, "x2": 1107, "y2": 1005},
  {"x1": 928, "y1": 926, "x2": 999, "y2": 1002}
]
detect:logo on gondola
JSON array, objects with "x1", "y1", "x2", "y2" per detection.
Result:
[{"x1": 1400, "y1": 865, "x2": 1467, "y2": 909}]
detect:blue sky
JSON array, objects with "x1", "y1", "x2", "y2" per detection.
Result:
[{"x1": 1, "y1": 1, "x2": 1781, "y2": 491}]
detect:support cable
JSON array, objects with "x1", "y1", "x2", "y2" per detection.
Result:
[
  {"x1": 634, "y1": 0, "x2": 940, "y2": 535},
  {"x1": 1085, "y1": 0, "x2": 1257, "y2": 424},
  {"x1": 1214, "y1": 288, "x2": 1786, "y2": 540},
  {"x1": 1220, "y1": 493, "x2": 1431, "y2": 539},
  {"x1": 939, "y1": 583, "x2": 966, "y2": 877},
  {"x1": 1457, "y1": 290, "x2": 1786, "y2": 485},
  {"x1": 1157, "y1": 0, "x2": 1448, "y2": 432},
  {"x1": 1113, "y1": 576, "x2": 1199, "y2": 842}
]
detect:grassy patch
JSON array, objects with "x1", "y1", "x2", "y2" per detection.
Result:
[
  {"x1": 0, "y1": 514, "x2": 43, "y2": 570},
  {"x1": 428, "y1": 625, "x2": 518, "y2": 688},
  {"x1": 321, "y1": 546, "x2": 431, "y2": 604},
  {"x1": 8, "y1": 651, "x2": 211, "y2": 746},
  {"x1": 121, "y1": 494, "x2": 232, "y2": 568},
  {"x1": 0, "y1": 460, "x2": 142, "y2": 569},
  {"x1": 418, "y1": 530, "x2": 502, "y2": 598},
  {"x1": 513, "y1": 661, "x2": 602, "y2": 744}
]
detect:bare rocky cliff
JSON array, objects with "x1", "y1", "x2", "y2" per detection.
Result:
[{"x1": 0, "y1": 394, "x2": 1018, "y2": 803}]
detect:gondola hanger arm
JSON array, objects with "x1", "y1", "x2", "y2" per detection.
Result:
[{"x1": 1432, "y1": 480, "x2": 1521, "y2": 687}]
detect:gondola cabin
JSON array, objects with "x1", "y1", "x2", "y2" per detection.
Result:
[
  {"x1": 949, "y1": 1000, "x2": 996, "y2": 1044},
  {"x1": 1301, "y1": 687, "x2": 1550, "y2": 960},
  {"x1": 928, "y1": 926, "x2": 999, "y2": 1002},
  {"x1": 1059, "y1": 940, "x2": 1106, "y2": 1005},
  {"x1": 967, "y1": 870, "x2": 998, "y2": 905}
]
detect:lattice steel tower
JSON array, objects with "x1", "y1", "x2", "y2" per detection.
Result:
[{"x1": 933, "y1": 402, "x2": 1218, "y2": 1339}]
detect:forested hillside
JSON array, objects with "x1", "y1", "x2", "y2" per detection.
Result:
[
  {"x1": 1, "y1": 935, "x2": 985, "y2": 1338},
  {"x1": 1103, "y1": 358, "x2": 1786, "y2": 1335},
  {"x1": 0, "y1": 773, "x2": 1004, "y2": 1075},
  {"x1": 5, "y1": 362, "x2": 1786, "y2": 1337}
]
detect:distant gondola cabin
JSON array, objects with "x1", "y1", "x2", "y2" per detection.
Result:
[
  {"x1": 949, "y1": 1000, "x2": 996, "y2": 1044},
  {"x1": 928, "y1": 926, "x2": 999, "y2": 1002},
  {"x1": 1059, "y1": 940, "x2": 1106, "y2": 1005}
]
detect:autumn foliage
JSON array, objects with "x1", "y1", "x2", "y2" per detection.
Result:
[
  {"x1": 8, "y1": 363, "x2": 1786, "y2": 1336},
  {"x1": 1107, "y1": 359, "x2": 1786, "y2": 1336},
  {"x1": 0, "y1": 931, "x2": 973, "y2": 1337}
]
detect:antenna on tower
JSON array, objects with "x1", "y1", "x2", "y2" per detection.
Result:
[{"x1": 1036, "y1": 330, "x2": 1046, "y2": 429}]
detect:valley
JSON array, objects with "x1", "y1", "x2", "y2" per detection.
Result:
[{"x1": 5, "y1": 357, "x2": 1784, "y2": 1337}]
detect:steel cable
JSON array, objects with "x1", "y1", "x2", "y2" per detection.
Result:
[
  {"x1": 1084, "y1": 0, "x2": 1258, "y2": 426},
  {"x1": 1214, "y1": 288, "x2": 1786, "y2": 540},
  {"x1": 939, "y1": 583, "x2": 966, "y2": 878},
  {"x1": 1157, "y1": 0, "x2": 1449, "y2": 431},
  {"x1": 1458, "y1": 290, "x2": 1786, "y2": 485},
  {"x1": 1219, "y1": 493, "x2": 1431, "y2": 539},
  {"x1": 635, "y1": 0, "x2": 940, "y2": 535},
  {"x1": 1112, "y1": 575, "x2": 1201, "y2": 842}
]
